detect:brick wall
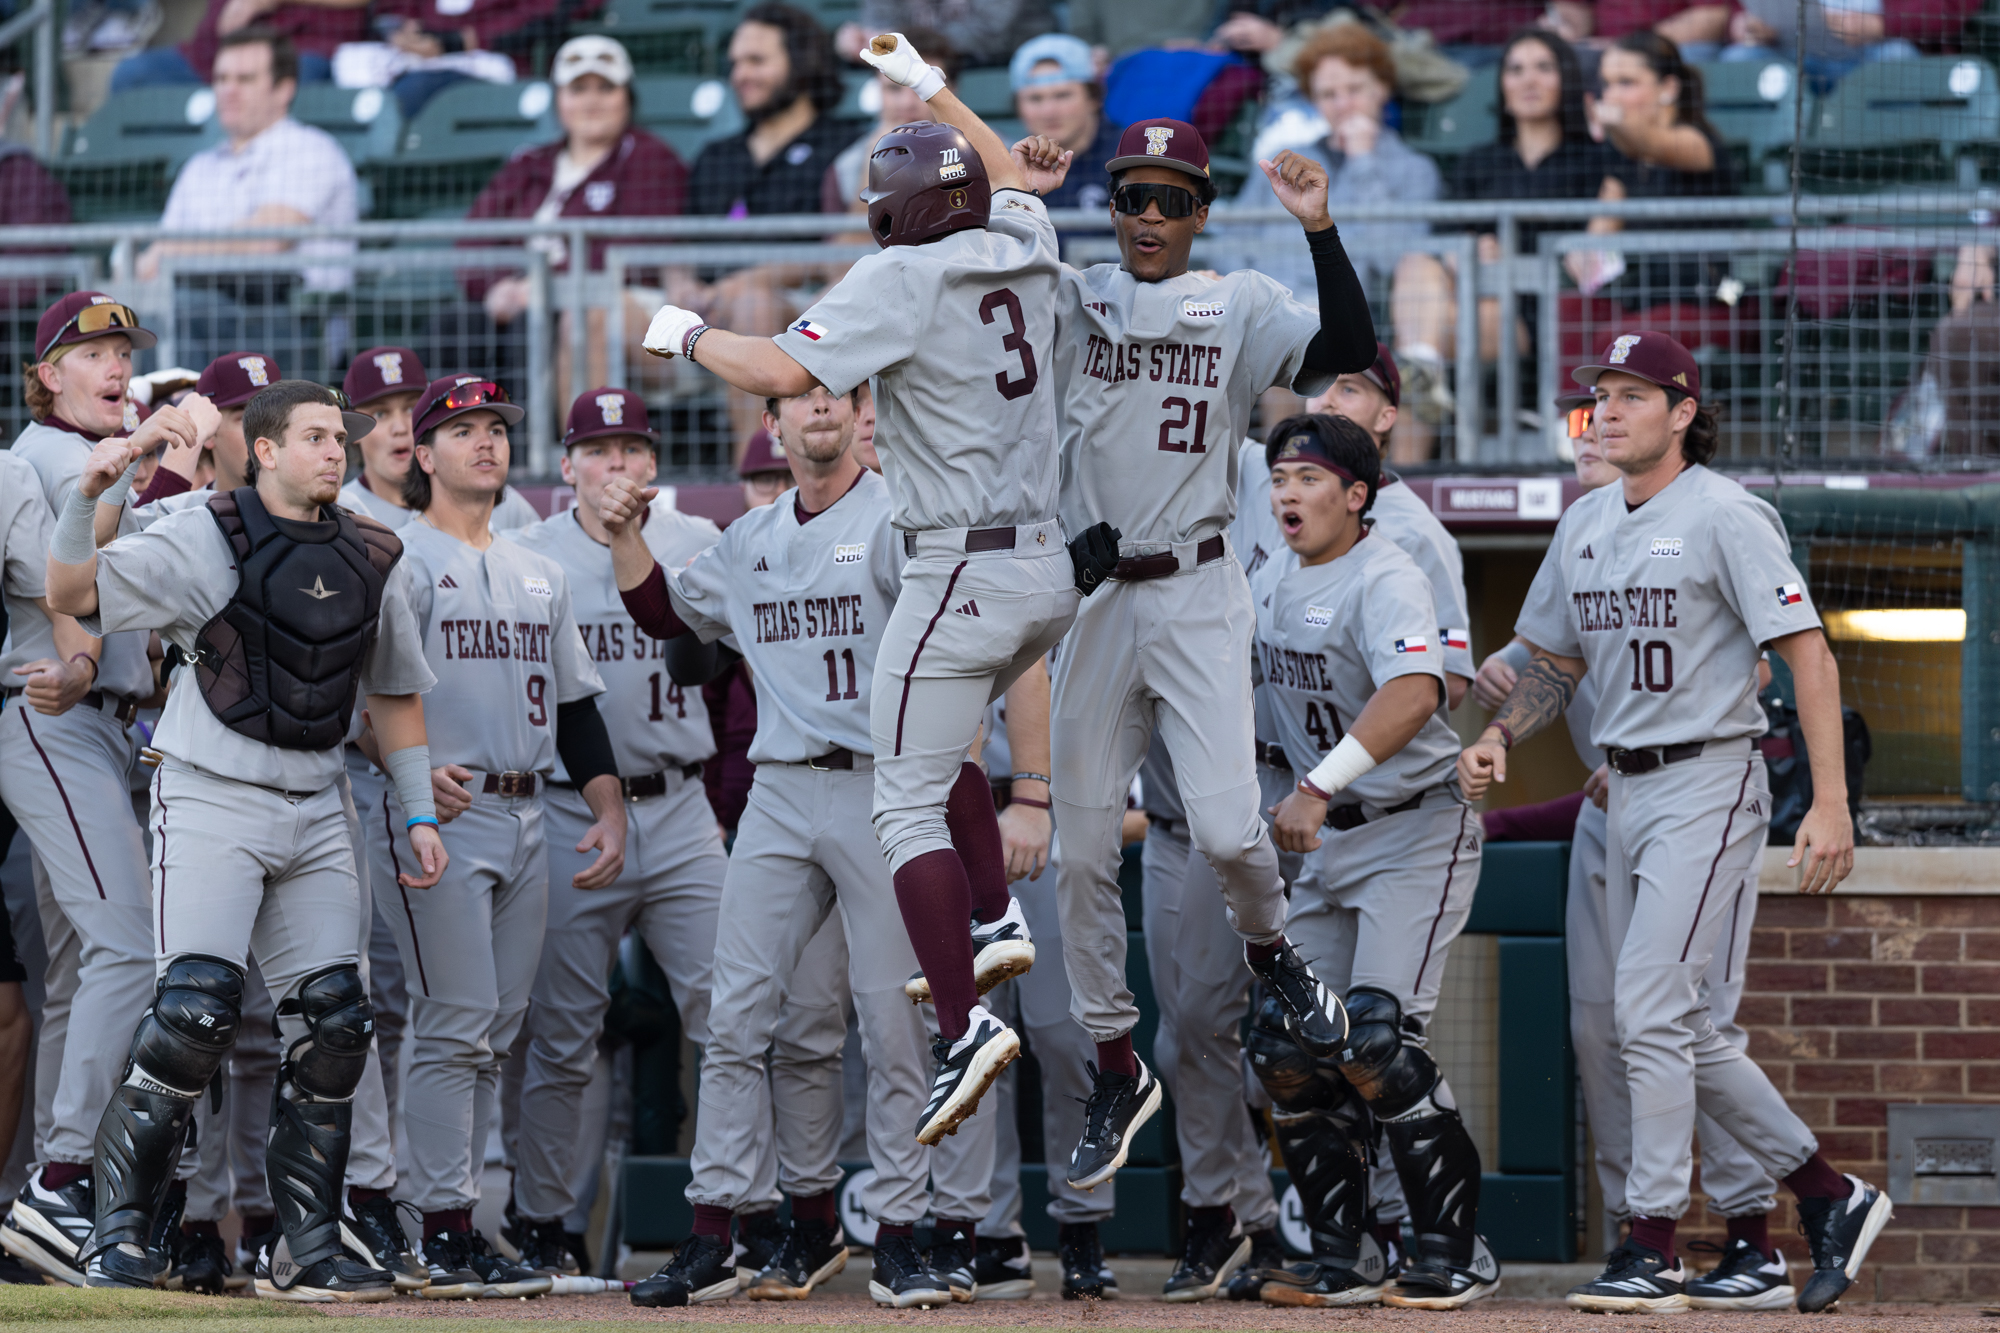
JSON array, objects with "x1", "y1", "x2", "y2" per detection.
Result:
[{"x1": 1681, "y1": 892, "x2": 2000, "y2": 1303}]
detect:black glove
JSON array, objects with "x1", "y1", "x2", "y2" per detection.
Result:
[{"x1": 1068, "y1": 521, "x2": 1122, "y2": 596}]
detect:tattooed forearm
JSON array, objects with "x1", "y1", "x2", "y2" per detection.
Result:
[{"x1": 1490, "y1": 655, "x2": 1584, "y2": 746}]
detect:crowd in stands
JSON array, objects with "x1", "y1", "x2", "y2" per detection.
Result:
[{"x1": 0, "y1": 0, "x2": 1991, "y2": 461}]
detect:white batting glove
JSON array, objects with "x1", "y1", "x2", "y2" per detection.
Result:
[
  {"x1": 859, "y1": 32, "x2": 946, "y2": 101},
  {"x1": 643, "y1": 303, "x2": 706, "y2": 360}
]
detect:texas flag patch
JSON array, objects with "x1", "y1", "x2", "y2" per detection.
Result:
[
  {"x1": 1776, "y1": 582, "x2": 1804, "y2": 607},
  {"x1": 1442, "y1": 627, "x2": 1469, "y2": 651},
  {"x1": 789, "y1": 317, "x2": 829, "y2": 341},
  {"x1": 1395, "y1": 636, "x2": 1429, "y2": 654}
]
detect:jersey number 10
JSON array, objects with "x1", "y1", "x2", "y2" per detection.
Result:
[{"x1": 1627, "y1": 639, "x2": 1674, "y2": 693}]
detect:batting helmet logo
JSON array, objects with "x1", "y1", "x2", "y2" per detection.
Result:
[
  {"x1": 238, "y1": 356, "x2": 270, "y2": 387},
  {"x1": 373, "y1": 351, "x2": 404, "y2": 385},
  {"x1": 595, "y1": 392, "x2": 625, "y2": 425}
]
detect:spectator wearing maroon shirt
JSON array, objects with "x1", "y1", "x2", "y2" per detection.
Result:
[
  {"x1": 0, "y1": 143, "x2": 72, "y2": 309},
  {"x1": 465, "y1": 36, "x2": 689, "y2": 405},
  {"x1": 111, "y1": 0, "x2": 361, "y2": 89}
]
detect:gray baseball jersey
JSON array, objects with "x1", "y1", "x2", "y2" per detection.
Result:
[
  {"x1": 1515, "y1": 465, "x2": 1819, "y2": 751},
  {"x1": 666, "y1": 472, "x2": 902, "y2": 763},
  {"x1": 11, "y1": 420, "x2": 153, "y2": 696},
  {"x1": 1371, "y1": 473, "x2": 1473, "y2": 682},
  {"x1": 1230, "y1": 438, "x2": 1284, "y2": 585},
  {"x1": 394, "y1": 523, "x2": 604, "y2": 773},
  {"x1": 1054, "y1": 265, "x2": 1325, "y2": 546},
  {"x1": 128, "y1": 484, "x2": 214, "y2": 530},
  {"x1": 336, "y1": 481, "x2": 539, "y2": 533},
  {"x1": 1251, "y1": 530, "x2": 1457, "y2": 807},
  {"x1": 84, "y1": 503, "x2": 435, "y2": 790},
  {"x1": 774, "y1": 191, "x2": 1061, "y2": 533},
  {"x1": 511, "y1": 507, "x2": 722, "y2": 777},
  {"x1": 0, "y1": 449, "x2": 54, "y2": 678}
]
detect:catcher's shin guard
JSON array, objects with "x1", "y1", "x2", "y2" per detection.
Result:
[
  {"x1": 267, "y1": 966, "x2": 373, "y2": 1272},
  {"x1": 1246, "y1": 991, "x2": 1374, "y2": 1268}
]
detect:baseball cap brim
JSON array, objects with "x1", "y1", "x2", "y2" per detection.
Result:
[
  {"x1": 342, "y1": 410, "x2": 376, "y2": 442},
  {"x1": 1571, "y1": 362, "x2": 1698, "y2": 399},
  {"x1": 565, "y1": 422, "x2": 660, "y2": 448},
  {"x1": 1105, "y1": 152, "x2": 1210, "y2": 182}
]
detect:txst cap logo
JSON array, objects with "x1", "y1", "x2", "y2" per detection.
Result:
[
  {"x1": 122, "y1": 400, "x2": 139, "y2": 431},
  {"x1": 373, "y1": 351, "x2": 404, "y2": 385},
  {"x1": 1608, "y1": 334, "x2": 1641, "y2": 364},
  {"x1": 238, "y1": 356, "x2": 269, "y2": 387},
  {"x1": 595, "y1": 392, "x2": 624, "y2": 426},
  {"x1": 1145, "y1": 125, "x2": 1173, "y2": 156},
  {"x1": 1276, "y1": 433, "x2": 1311, "y2": 460}
]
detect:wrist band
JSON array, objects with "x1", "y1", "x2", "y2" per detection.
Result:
[
  {"x1": 1296, "y1": 778, "x2": 1331, "y2": 801},
  {"x1": 98, "y1": 458, "x2": 141, "y2": 508},
  {"x1": 683, "y1": 325, "x2": 710, "y2": 361},
  {"x1": 406, "y1": 815, "x2": 439, "y2": 830},
  {"x1": 1494, "y1": 722, "x2": 1516, "y2": 750},
  {"x1": 1302, "y1": 732, "x2": 1379, "y2": 800},
  {"x1": 69, "y1": 653, "x2": 98, "y2": 683},
  {"x1": 1010, "y1": 772, "x2": 1051, "y2": 787},
  {"x1": 1009, "y1": 796, "x2": 1051, "y2": 810}
]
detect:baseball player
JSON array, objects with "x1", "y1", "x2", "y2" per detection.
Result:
[
  {"x1": 641, "y1": 35, "x2": 1087, "y2": 1145},
  {"x1": 372, "y1": 374, "x2": 621, "y2": 1300},
  {"x1": 122, "y1": 351, "x2": 268, "y2": 524},
  {"x1": 1252, "y1": 413, "x2": 1496, "y2": 1309},
  {"x1": 0, "y1": 292, "x2": 212, "y2": 1284},
  {"x1": 504, "y1": 387, "x2": 728, "y2": 1276},
  {"x1": 336, "y1": 349, "x2": 541, "y2": 533},
  {"x1": 601, "y1": 384, "x2": 959, "y2": 1310},
  {"x1": 44, "y1": 378, "x2": 446, "y2": 1300},
  {"x1": 1461, "y1": 331, "x2": 1888, "y2": 1314},
  {"x1": 1478, "y1": 395, "x2": 1788, "y2": 1309}
]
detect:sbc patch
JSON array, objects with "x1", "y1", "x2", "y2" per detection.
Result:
[
  {"x1": 1302, "y1": 604, "x2": 1332, "y2": 627},
  {"x1": 1649, "y1": 538, "x2": 1683, "y2": 557},
  {"x1": 522, "y1": 576, "x2": 553, "y2": 598},
  {"x1": 833, "y1": 543, "x2": 866, "y2": 565}
]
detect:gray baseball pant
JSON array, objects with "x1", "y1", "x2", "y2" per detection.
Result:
[
  {"x1": 346, "y1": 749, "x2": 409, "y2": 1130},
  {"x1": 1053, "y1": 558, "x2": 1286, "y2": 1043},
  {"x1": 0, "y1": 703, "x2": 155, "y2": 1166},
  {"x1": 185, "y1": 964, "x2": 277, "y2": 1221},
  {"x1": 514, "y1": 775, "x2": 725, "y2": 1222},
  {"x1": 1605, "y1": 745, "x2": 1816, "y2": 1220},
  {"x1": 375, "y1": 781, "x2": 547, "y2": 1213}
]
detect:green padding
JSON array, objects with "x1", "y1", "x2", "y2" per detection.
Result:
[
  {"x1": 1751, "y1": 481, "x2": 2000, "y2": 539},
  {"x1": 623, "y1": 1157, "x2": 694, "y2": 1247},
  {"x1": 1478, "y1": 1174, "x2": 1576, "y2": 1262},
  {"x1": 1467, "y1": 842, "x2": 1569, "y2": 935},
  {"x1": 1499, "y1": 936, "x2": 1573, "y2": 1181}
]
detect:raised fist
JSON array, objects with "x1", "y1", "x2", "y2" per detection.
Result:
[{"x1": 860, "y1": 32, "x2": 946, "y2": 100}]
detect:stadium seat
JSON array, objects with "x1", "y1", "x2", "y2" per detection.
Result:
[
  {"x1": 1802, "y1": 55, "x2": 2000, "y2": 189},
  {"x1": 372, "y1": 80, "x2": 561, "y2": 219},
  {"x1": 955, "y1": 67, "x2": 1015, "y2": 118},
  {"x1": 633, "y1": 73, "x2": 745, "y2": 162},
  {"x1": 1402, "y1": 65, "x2": 1496, "y2": 168},
  {"x1": 57, "y1": 85, "x2": 223, "y2": 222},
  {"x1": 1696, "y1": 59, "x2": 1805, "y2": 194},
  {"x1": 291, "y1": 83, "x2": 404, "y2": 167},
  {"x1": 588, "y1": 0, "x2": 735, "y2": 72}
]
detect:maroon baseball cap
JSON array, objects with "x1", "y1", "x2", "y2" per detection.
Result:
[
  {"x1": 344, "y1": 346, "x2": 427, "y2": 408},
  {"x1": 116, "y1": 396, "x2": 151, "y2": 437},
  {"x1": 1572, "y1": 330, "x2": 1701, "y2": 402},
  {"x1": 564, "y1": 386, "x2": 658, "y2": 448},
  {"x1": 1362, "y1": 342, "x2": 1400, "y2": 407},
  {"x1": 35, "y1": 291, "x2": 156, "y2": 362},
  {"x1": 196, "y1": 351, "x2": 282, "y2": 410},
  {"x1": 1105, "y1": 118, "x2": 1211, "y2": 186},
  {"x1": 412, "y1": 375, "x2": 524, "y2": 440},
  {"x1": 738, "y1": 428, "x2": 790, "y2": 478}
]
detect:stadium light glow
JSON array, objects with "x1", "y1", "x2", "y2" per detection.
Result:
[{"x1": 1822, "y1": 609, "x2": 1966, "y2": 642}]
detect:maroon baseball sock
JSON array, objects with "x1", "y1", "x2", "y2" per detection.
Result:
[
  {"x1": 40, "y1": 1162, "x2": 88, "y2": 1191},
  {"x1": 692, "y1": 1205, "x2": 732, "y2": 1240},
  {"x1": 423, "y1": 1209, "x2": 473, "y2": 1238},
  {"x1": 1726, "y1": 1212, "x2": 1774, "y2": 1260},
  {"x1": 1245, "y1": 936, "x2": 1285, "y2": 965},
  {"x1": 1629, "y1": 1215, "x2": 1676, "y2": 1263},
  {"x1": 946, "y1": 762, "x2": 1011, "y2": 924},
  {"x1": 791, "y1": 1191, "x2": 837, "y2": 1227},
  {"x1": 1095, "y1": 1033, "x2": 1137, "y2": 1077},
  {"x1": 349, "y1": 1186, "x2": 390, "y2": 1207},
  {"x1": 893, "y1": 848, "x2": 978, "y2": 1040},
  {"x1": 876, "y1": 1221, "x2": 915, "y2": 1240},
  {"x1": 1783, "y1": 1154, "x2": 1853, "y2": 1202}
]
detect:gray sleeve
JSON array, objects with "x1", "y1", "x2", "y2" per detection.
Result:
[
  {"x1": 772, "y1": 253, "x2": 921, "y2": 396},
  {"x1": 1411, "y1": 530, "x2": 1472, "y2": 680},
  {"x1": 548, "y1": 572, "x2": 606, "y2": 704},
  {"x1": 359, "y1": 568, "x2": 437, "y2": 698},
  {"x1": 870, "y1": 512, "x2": 903, "y2": 604},
  {"x1": 1513, "y1": 526, "x2": 1583, "y2": 657},
  {"x1": 86, "y1": 512, "x2": 229, "y2": 637},
  {"x1": 0, "y1": 468, "x2": 50, "y2": 598},
  {"x1": 1718, "y1": 497, "x2": 1823, "y2": 647},
  {"x1": 1362, "y1": 561, "x2": 1447, "y2": 689},
  {"x1": 1239, "y1": 275, "x2": 1327, "y2": 398},
  {"x1": 665, "y1": 536, "x2": 738, "y2": 643}
]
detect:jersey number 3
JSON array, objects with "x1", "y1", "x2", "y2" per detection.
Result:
[{"x1": 980, "y1": 289, "x2": 1039, "y2": 401}]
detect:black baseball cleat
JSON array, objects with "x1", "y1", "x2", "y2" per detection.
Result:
[
  {"x1": 916, "y1": 1005, "x2": 1019, "y2": 1146},
  {"x1": 631, "y1": 1232, "x2": 738, "y2": 1307},
  {"x1": 340, "y1": 1194, "x2": 428, "y2": 1292},
  {"x1": 1058, "y1": 1221, "x2": 1117, "y2": 1300},
  {"x1": 971, "y1": 1233, "x2": 1033, "y2": 1300},
  {"x1": 418, "y1": 1229, "x2": 489, "y2": 1300},
  {"x1": 746, "y1": 1220, "x2": 847, "y2": 1300},
  {"x1": 5, "y1": 1170, "x2": 94, "y2": 1285},
  {"x1": 1066, "y1": 1059, "x2": 1162, "y2": 1190},
  {"x1": 733, "y1": 1207, "x2": 787, "y2": 1283},
  {"x1": 1162, "y1": 1208, "x2": 1250, "y2": 1302},
  {"x1": 253, "y1": 1239, "x2": 398, "y2": 1303},
  {"x1": 1565, "y1": 1238, "x2": 1689, "y2": 1312},
  {"x1": 1383, "y1": 1237, "x2": 1503, "y2": 1310},
  {"x1": 1245, "y1": 942, "x2": 1346, "y2": 1057},
  {"x1": 1225, "y1": 1228, "x2": 1288, "y2": 1300},
  {"x1": 1261, "y1": 1260, "x2": 1389, "y2": 1308},
  {"x1": 1796, "y1": 1177, "x2": 1893, "y2": 1313},
  {"x1": 164, "y1": 1228, "x2": 232, "y2": 1294},
  {"x1": 83, "y1": 1241, "x2": 156, "y2": 1288},
  {"x1": 514, "y1": 1215, "x2": 584, "y2": 1279},
  {"x1": 868, "y1": 1231, "x2": 952, "y2": 1308},
  {"x1": 903, "y1": 899, "x2": 1036, "y2": 1004},
  {"x1": 458, "y1": 1228, "x2": 553, "y2": 1298},
  {"x1": 1686, "y1": 1238, "x2": 1795, "y2": 1310},
  {"x1": 928, "y1": 1219, "x2": 978, "y2": 1302}
]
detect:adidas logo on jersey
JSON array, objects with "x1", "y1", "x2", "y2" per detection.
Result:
[
  {"x1": 753, "y1": 557, "x2": 769, "y2": 572},
  {"x1": 1578, "y1": 544, "x2": 1595, "y2": 559},
  {"x1": 954, "y1": 600, "x2": 981, "y2": 617},
  {"x1": 438, "y1": 575, "x2": 458, "y2": 588}
]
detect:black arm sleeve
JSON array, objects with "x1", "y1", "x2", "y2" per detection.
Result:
[
  {"x1": 554, "y1": 697, "x2": 620, "y2": 789},
  {"x1": 1299, "y1": 224, "x2": 1378, "y2": 377},
  {"x1": 666, "y1": 637, "x2": 740, "y2": 688}
]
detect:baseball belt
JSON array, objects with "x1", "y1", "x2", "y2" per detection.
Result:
[
  {"x1": 549, "y1": 763, "x2": 703, "y2": 799},
  {"x1": 806, "y1": 747, "x2": 859, "y2": 771},
  {"x1": 1111, "y1": 535, "x2": 1224, "y2": 582},
  {"x1": 481, "y1": 771, "x2": 538, "y2": 797},
  {"x1": 1257, "y1": 741, "x2": 1290, "y2": 771},
  {"x1": 904, "y1": 527, "x2": 1017, "y2": 557},
  {"x1": 1323, "y1": 789, "x2": 1428, "y2": 831},
  {"x1": 1, "y1": 686, "x2": 140, "y2": 725},
  {"x1": 1606, "y1": 740, "x2": 1710, "y2": 776}
]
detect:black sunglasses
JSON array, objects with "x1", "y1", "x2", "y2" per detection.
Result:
[{"x1": 1112, "y1": 182, "x2": 1198, "y2": 219}]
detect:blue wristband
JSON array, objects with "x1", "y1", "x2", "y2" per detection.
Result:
[{"x1": 406, "y1": 815, "x2": 439, "y2": 830}]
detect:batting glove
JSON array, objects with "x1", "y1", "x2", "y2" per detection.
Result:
[
  {"x1": 643, "y1": 303, "x2": 707, "y2": 360},
  {"x1": 1067, "y1": 521, "x2": 1122, "y2": 596},
  {"x1": 859, "y1": 32, "x2": 947, "y2": 101}
]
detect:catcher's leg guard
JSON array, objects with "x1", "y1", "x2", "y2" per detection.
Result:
[
  {"x1": 1246, "y1": 992, "x2": 1377, "y2": 1271},
  {"x1": 267, "y1": 965, "x2": 372, "y2": 1274}
]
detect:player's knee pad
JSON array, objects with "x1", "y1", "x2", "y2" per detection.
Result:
[
  {"x1": 1245, "y1": 990, "x2": 1346, "y2": 1114},
  {"x1": 278, "y1": 964, "x2": 372, "y2": 1102},
  {"x1": 1336, "y1": 986, "x2": 1441, "y2": 1120},
  {"x1": 129, "y1": 954, "x2": 245, "y2": 1098}
]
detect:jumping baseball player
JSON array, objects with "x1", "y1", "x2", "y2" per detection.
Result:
[
  {"x1": 641, "y1": 34, "x2": 1088, "y2": 1146},
  {"x1": 1250, "y1": 413, "x2": 1495, "y2": 1309},
  {"x1": 44, "y1": 377, "x2": 446, "y2": 1301},
  {"x1": 1477, "y1": 395, "x2": 1788, "y2": 1309},
  {"x1": 602, "y1": 384, "x2": 959, "y2": 1310},
  {"x1": 1461, "y1": 331, "x2": 1888, "y2": 1314},
  {"x1": 0, "y1": 292, "x2": 213, "y2": 1284},
  {"x1": 505, "y1": 387, "x2": 727, "y2": 1277},
  {"x1": 372, "y1": 374, "x2": 621, "y2": 1300}
]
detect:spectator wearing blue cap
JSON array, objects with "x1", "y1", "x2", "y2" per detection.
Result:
[{"x1": 1010, "y1": 33, "x2": 1123, "y2": 212}]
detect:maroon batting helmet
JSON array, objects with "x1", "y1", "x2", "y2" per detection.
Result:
[{"x1": 861, "y1": 121, "x2": 990, "y2": 249}]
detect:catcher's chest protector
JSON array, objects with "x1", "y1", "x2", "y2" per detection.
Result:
[{"x1": 195, "y1": 487, "x2": 401, "y2": 751}]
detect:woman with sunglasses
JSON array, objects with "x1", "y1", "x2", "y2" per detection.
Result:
[{"x1": 0, "y1": 292, "x2": 220, "y2": 1283}]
